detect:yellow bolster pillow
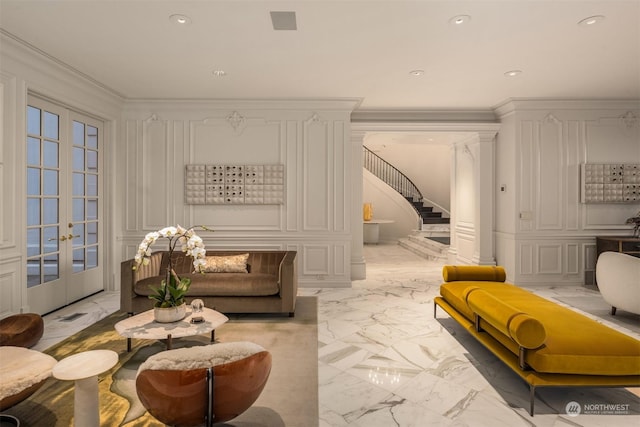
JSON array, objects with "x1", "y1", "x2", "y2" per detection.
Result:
[
  {"x1": 508, "y1": 313, "x2": 546, "y2": 349},
  {"x1": 466, "y1": 289, "x2": 546, "y2": 350},
  {"x1": 442, "y1": 265, "x2": 507, "y2": 283},
  {"x1": 461, "y1": 286, "x2": 480, "y2": 302}
]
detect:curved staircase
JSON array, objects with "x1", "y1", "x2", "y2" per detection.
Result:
[
  {"x1": 363, "y1": 146, "x2": 450, "y2": 259},
  {"x1": 364, "y1": 146, "x2": 449, "y2": 227}
]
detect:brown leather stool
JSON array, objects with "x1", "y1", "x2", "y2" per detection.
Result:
[
  {"x1": 136, "y1": 341, "x2": 271, "y2": 426},
  {"x1": 0, "y1": 314, "x2": 44, "y2": 348}
]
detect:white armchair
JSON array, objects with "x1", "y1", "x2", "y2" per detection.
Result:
[{"x1": 595, "y1": 251, "x2": 640, "y2": 315}]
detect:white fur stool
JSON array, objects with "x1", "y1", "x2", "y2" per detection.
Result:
[{"x1": 0, "y1": 346, "x2": 57, "y2": 411}]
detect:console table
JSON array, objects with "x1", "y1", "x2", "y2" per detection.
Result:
[
  {"x1": 363, "y1": 219, "x2": 394, "y2": 244},
  {"x1": 596, "y1": 236, "x2": 640, "y2": 259}
]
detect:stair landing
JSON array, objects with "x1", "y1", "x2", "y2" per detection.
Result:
[{"x1": 398, "y1": 227, "x2": 450, "y2": 261}]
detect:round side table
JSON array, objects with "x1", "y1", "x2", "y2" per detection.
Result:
[{"x1": 52, "y1": 350, "x2": 118, "y2": 427}]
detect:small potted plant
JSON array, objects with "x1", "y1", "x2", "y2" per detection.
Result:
[
  {"x1": 626, "y1": 211, "x2": 640, "y2": 238},
  {"x1": 133, "y1": 225, "x2": 208, "y2": 322}
]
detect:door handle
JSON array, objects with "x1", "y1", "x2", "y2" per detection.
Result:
[
  {"x1": 67, "y1": 234, "x2": 80, "y2": 240},
  {"x1": 48, "y1": 235, "x2": 67, "y2": 241}
]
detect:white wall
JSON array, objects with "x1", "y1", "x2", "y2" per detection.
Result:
[
  {"x1": 495, "y1": 100, "x2": 640, "y2": 285},
  {"x1": 0, "y1": 34, "x2": 360, "y2": 317},
  {"x1": 118, "y1": 100, "x2": 358, "y2": 289}
]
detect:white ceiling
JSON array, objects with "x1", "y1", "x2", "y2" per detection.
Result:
[{"x1": 1, "y1": 0, "x2": 639, "y2": 112}]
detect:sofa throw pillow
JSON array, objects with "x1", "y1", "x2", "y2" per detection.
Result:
[{"x1": 204, "y1": 254, "x2": 249, "y2": 273}]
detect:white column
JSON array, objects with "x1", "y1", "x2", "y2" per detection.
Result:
[
  {"x1": 472, "y1": 131, "x2": 498, "y2": 265},
  {"x1": 448, "y1": 143, "x2": 458, "y2": 263},
  {"x1": 350, "y1": 130, "x2": 366, "y2": 280}
]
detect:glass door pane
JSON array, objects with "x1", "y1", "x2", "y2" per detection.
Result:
[
  {"x1": 26, "y1": 105, "x2": 61, "y2": 287},
  {"x1": 71, "y1": 121, "x2": 100, "y2": 273}
]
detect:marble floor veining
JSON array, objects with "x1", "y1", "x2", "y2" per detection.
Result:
[{"x1": 35, "y1": 243, "x2": 639, "y2": 426}]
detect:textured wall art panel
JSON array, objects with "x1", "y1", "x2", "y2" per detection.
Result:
[
  {"x1": 580, "y1": 163, "x2": 640, "y2": 203},
  {"x1": 185, "y1": 164, "x2": 284, "y2": 204}
]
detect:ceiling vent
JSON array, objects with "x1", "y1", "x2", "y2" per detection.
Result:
[{"x1": 270, "y1": 11, "x2": 297, "y2": 31}]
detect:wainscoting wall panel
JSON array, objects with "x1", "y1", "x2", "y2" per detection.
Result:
[
  {"x1": 519, "y1": 244, "x2": 534, "y2": 276},
  {"x1": 519, "y1": 120, "x2": 535, "y2": 233},
  {"x1": 143, "y1": 116, "x2": 170, "y2": 230},
  {"x1": 0, "y1": 72, "x2": 17, "y2": 251},
  {"x1": 566, "y1": 243, "x2": 580, "y2": 275},
  {"x1": 537, "y1": 244, "x2": 562, "y2": 274},
  {"x1": 120, "y1": 100, "x2": 358, "y2": 288},
  {"x1": 0, "y1": 259, "x2": 19, "y2": 317},
  {"x1": 496, "y1": 100, "x2": 640, "y2": 285},
  {"x1": 566, "y1": 120, "x2": 581, "y2": 230},
  {"x1": 124, "y1": 120, "x2": 140, "y2": 232},
  {"x1": 303, "y1": 116, "x2": 330, "y2": 231},
  {"x1": 303, "y1": 245, "x2": 330, "y2": 276},
  {"x1": 537, "y1": 115, "x2": 563, "y2": 230}
]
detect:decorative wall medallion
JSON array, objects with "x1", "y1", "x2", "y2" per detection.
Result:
[
  {"x1": 543, "y1": 113, "x2": 560, "y2": 124},
  {"x1": 620, "y1": 111, "x2": 638, "y2": 129},
  {"x1": 145, "y1": 113, "x2": 160, "y2": 123},
  {"x1": 226, "y1": 111, "x2": 246, "y2": 133},
  {"x1": 462, "y1": 144, "x2": 475, "y2": 161},
  {"x1": 307, "y1": 112, "x2": 321, "y2": 123}
]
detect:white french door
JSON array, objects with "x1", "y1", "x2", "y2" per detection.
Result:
[{"x1": 26, "y1": 96, "x2": 104, "y2": 314}]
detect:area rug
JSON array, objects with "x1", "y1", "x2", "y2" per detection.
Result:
[{"x1": 4, "y1": 297, "x2": 318, "y2": 427}]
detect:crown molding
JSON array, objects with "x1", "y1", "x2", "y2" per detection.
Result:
[
  {"x1": 494, "y1": 98, "x2": 640, "y2": 118},
  {"x1": 123, "y1": 97, "x2": 362, "y2": 112},
  {"x1": 351, "y1": 109, "x2": 497, "y2": 123},
  {"x1": 351, "y1": 121, "x2": 500, "y2": 134}
]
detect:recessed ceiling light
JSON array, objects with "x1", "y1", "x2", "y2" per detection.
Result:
[
  {"x1": 212, "y1": 70, "x2": 227, "y2": 77},
  {"x1": 578, "y1": 15, "x2": 605, "y2": 26},
  {"x1": 449, "y1": 15, "x2": 471, "y2": 25},
  {"x1": 169, "y1": 14, "x2": 192, "y2": 25},
  {"x1": 409, "y1": 70, "x2": 425, "y2": 76},
  {"x1": 504, "y1": 70, "x2": 522, "y2": 77}
]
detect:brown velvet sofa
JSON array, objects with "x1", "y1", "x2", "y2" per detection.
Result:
[{"x1": 121, "y1": 250, "x2": 297, "y2": 316}]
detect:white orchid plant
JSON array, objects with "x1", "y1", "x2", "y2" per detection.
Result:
[{"x1": 132, "y1": 225, "x2": 210, "y2": 308}]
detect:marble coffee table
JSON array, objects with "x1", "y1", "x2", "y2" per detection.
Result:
[{"x1": 114, "y1": 307, "x2": 229, "y2": 351}]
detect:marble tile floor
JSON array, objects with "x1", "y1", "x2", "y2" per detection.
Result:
[{"x1": 34, "y1": 243, "x2": 639, "y2": 426}]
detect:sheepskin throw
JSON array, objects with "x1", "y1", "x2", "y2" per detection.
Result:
[{"x1": 137, "y1": 341, "x2": 265, "y2": 374}]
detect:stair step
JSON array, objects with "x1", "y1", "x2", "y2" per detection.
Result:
[
  {"x1": 404, "y1": 196, "x2": 448, "y2": 224},
  {"x1": 398, "y1": 235, "x2": 449, "y2": 261},
  {"x1": 416, "y1": 205, "x2": 435, "y2": 210},
  {"x1": 422, "y1": 217, "x2": 450, "y2": 224},
  {"x1": 420, "y1": 211, "x2": 442, "y2": 218}
]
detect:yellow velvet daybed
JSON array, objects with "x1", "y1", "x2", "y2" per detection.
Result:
[{"x1": 433, "y1": 265, "x2": 640, "y2": 416}]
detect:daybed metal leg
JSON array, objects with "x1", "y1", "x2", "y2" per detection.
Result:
[
  {"x1": 611, "y1": 306, "x2": 617, "y2": 315},
  {"x1": 529, "y1": 386, "x2": 535, "y2": 416},
  {"x1": 433, "y1": 302, "x2": 437, "y2": 318}
]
